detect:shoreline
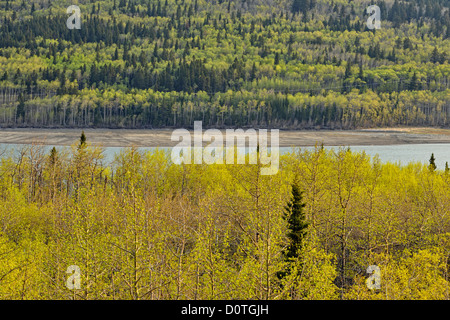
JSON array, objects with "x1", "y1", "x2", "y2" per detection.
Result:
[{"x1": 0, "y1": 127, "x2": 450, "y2": 147}]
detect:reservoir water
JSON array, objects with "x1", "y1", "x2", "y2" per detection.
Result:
[{"x1": 0, "y1": 143, "x2": 449, "y2": 171}]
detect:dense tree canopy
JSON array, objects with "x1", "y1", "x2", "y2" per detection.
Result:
[
  {"x1": 0, "y1": 137, "x2": 449, "y2": 299},
  {"x1": 0, "y1": 0, "x2": 449, "y2": 128}
]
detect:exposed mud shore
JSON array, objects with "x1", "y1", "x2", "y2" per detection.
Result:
[{"x1": 0, "y1": 127, "x2": 449, "y2": 147}]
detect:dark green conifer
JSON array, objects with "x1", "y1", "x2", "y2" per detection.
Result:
[
  {"x1": 429, "y1": 153, "x2": 437, "y2": 171},
  {"x1": 278, "y1": 180, "x2": 309, "y2": 281}
]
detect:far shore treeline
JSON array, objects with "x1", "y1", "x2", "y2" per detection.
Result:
[{"x1": 0, "y1": 0, "x2": 449, "y2": 129}]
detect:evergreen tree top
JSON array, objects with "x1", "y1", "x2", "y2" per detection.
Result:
[
  {"x1": 79, "y1": 131, "x2": 87, "y2": 148},
  {"x1": 429, "y1": 153, "x2": 437, "y2": 171}
]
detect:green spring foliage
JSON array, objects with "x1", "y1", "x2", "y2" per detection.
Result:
[
  {"x1": 0, "y1": 0, "x2": 449, "y2": 128},
  {"x1": 0, "y1": 134, "x2": 449, "y2": 299}
]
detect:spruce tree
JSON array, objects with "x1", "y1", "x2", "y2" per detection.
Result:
[
  {"x1": 445, "y1": 162, "x2": 449, "y2": 174},
  {"x1": 274, "y1": 52, "x2": 280, "y2": 65},
  {"x1": 344, "y1": 60, "x2": 352, "y2": 79},
  {"x1": 49, "y1": 147, "x2": 58, "y2": 166},
  {"x1": 278, "y1": 181, "x2": 309, "y2": 281},
  {"x1": 431, "y1": 46, "x2": 439, "y2": 63},
  {"x1": 250, "y1": 62, "x2": 257, "y2": 81},
  {"x1": 429, "y1": 153, "x2": 437, "y2": 171},
  {"x1": 358, "y1": 61, "x2": 364, "y2": 79},
  {"x1": 79, "y1": 131, "x2": 87, "y2": 148},
  {"x1": 16, "y1": 94, "x2": 26, "y2": 123},
  {"x1": 284, "y1": 183, "x2": 308, "y2": 259},
  {"x1": 409, "y1": 71, "x2": 418, "y2": 91}
]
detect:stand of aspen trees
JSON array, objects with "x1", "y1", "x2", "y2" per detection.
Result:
[
  {"x1": 0, "y1": 134, "x2": 449, "y2": 299},
  {"x1": 1, "y1": 0, "x2": 450, "y2": 129}
]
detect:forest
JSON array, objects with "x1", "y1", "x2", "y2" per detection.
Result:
[
  {"x1": 0, "y1": 0, "x2": 449, "y2": 128},
  {"x1": 0, "y1": 133, "x2": 449, "y2": 299}
]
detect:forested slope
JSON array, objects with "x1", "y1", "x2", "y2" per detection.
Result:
[{"x1": 0, "y1": 0, "x2": 449, "y2": 128}]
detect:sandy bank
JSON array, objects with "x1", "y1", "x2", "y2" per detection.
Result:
[{"x1": 0, "y1": 128, "x2": 449, "y2": 147}]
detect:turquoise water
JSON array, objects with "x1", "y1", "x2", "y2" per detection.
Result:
[{"x1": 1, "y1": 143, "x2": 449, "y2": 170}]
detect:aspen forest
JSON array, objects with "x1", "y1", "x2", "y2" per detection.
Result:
[
  {"x1": 1, "y1": 0, "x2": 450, "y2": 302},
  {"x1": 0, "y1": 134, "x2": 449, "y2": 299},
  {"x1": 0, "y1": 0, "x2": 449, "y2": 128}
]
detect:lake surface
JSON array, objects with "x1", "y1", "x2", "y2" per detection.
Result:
[{"x1": 1, "y1": 143, "x2": 449, "y2": 170}]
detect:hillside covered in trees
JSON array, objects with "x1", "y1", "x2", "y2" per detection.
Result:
[{"x1": 0, "y1": 0, "x2": 449, "y2": 128}]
